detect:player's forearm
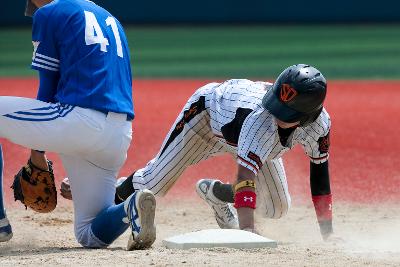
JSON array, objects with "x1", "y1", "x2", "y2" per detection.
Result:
[
  {"x1": 30, "y1": 149, "x2": 48, "y2": 171},
  {"x1": 37, "y1": 70, "x2": 59, "y2": 103},
  {"x1": 237, "y1": 207, "x2": 255, "y2": 230},
  {"x1": 310, "y1": 161, "x2": 333, "y2": 238}
]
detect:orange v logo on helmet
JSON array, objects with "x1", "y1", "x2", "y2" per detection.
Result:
[{"x1": 280, "y1": 84, "x2": 297, "y2": 102}]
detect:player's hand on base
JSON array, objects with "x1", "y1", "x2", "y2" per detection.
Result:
[
  {"x1": 319, "y1": 220, "x2": 335, "y2": 242},
  {"x1": 322, "y1": 232, "x2": 344, "y2": 243},
  {"x1": 60, "y1": 177, "x2": 72, "y2": 200}
]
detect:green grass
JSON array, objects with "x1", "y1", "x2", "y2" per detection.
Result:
[{"x1": 1, "y1": 25, "x2": 399, "y2": 79}]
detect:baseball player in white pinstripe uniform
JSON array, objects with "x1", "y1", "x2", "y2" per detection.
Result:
[{"x1": 62, "y1": 64, "x2": 334, "y2": 240}]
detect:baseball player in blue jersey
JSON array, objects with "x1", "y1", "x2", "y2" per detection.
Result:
[{"x1": 0, "y1": 0, "x2": 156, "y2": 249}]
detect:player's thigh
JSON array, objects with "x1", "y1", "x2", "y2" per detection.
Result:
[
  {"x1": 133, "y1": 129, "x2": 213, "y2": 195},
  {"x1": 0, "y1": 96, "x2": 48, "y2": 115},
  {"x1": 60, "y1": 154, "x2": 117, "y2": 234},
  {"x1": 0, "y1": 98, "x2": 104, "y2": 153},
  {"x1": 256, "y1": 158, "x2": 291, "y2": 219},
  {"x1": 156, "y1": 94, "x2": 213, "y2": 174},
  {"x1": 0, "y1": 97, "x2": 55, "y2": 148},
  {"x1": 133, "y1": 116, "x2": 216, "y2": 195},
  {"x1": 83, "y1": 116, "x2": 132, "y2": 171}
]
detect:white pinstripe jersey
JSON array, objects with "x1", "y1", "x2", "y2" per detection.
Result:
[{"x1": 204, "y1": 79, "x2": 331, "y2": 175}]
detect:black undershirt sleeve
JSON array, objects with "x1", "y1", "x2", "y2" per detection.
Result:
[{"x1": 310, "y1": 160, "x2": 330, "y2": 196}]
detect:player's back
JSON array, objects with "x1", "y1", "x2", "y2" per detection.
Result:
[
  {"x1": 31, "y1": 0, "x2": 133, "y2": 118},
  {"x1": 208, "y1": 79, "x2": 271, "y2": 134}
]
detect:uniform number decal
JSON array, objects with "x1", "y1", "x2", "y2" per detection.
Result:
[
  {"x1": 318, "y1": 131, "x2": 330, "y2": 154},
  {"x1": 84, "y1": 11, "x2": 124, "y2": 58}
]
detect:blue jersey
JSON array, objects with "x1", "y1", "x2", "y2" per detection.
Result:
[{"x1": 31, "y1": 0, "x2": 134, "y2": 119}]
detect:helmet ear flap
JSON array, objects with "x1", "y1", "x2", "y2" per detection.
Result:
[{"x1": 299, "y1": 107, "x2": 323, "y2": 126}]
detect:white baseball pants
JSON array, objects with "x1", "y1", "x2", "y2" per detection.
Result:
[{"x1": 0, "y1": 96, "x2": 132, "y2": 247}]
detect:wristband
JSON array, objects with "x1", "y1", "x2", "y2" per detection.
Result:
[
  {"x1": 312, "y1": 194, "x2": 332, "y2": 221},
  {"x1": 234, "y1": 180, "x2": 256, "y2": 192},
  {"x1": 234, "y1": 190, "x2": 256, "y2": 209}
]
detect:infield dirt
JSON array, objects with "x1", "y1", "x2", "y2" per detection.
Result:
[
  {"x1": 0, "y1": 79, "x2": 399, "y2": 266},
  {"x1": 1, "y1": 199, "x2": 399, "y2": 266}
]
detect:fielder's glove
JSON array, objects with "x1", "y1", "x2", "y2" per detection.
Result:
[{"x1": 11, "y1": 159, "x2": 57, "y2": 213}]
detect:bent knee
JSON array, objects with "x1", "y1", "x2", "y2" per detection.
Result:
[
  {"x1": 263, "y1": 198, "x2": 291, "y2": 219},
  {"x1": 272, "y1": 203, "x2": 290, "y2": 219}
]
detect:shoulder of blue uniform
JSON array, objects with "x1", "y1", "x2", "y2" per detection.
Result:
[
  {"x1": 32, "y1": 2, "x2": 53, "y2": 22},
  {"x1": 33, "y1": 0, "x2": 63, "y2": 16},
  {"x1": 33, "y1": 0, "x2": 81, "y2": 24}
]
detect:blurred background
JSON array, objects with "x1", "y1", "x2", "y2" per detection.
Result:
[
  {"x1": 1, "y1": 0, "x2": 400, "y2": 78},
  {"x1": 0, "y1": 0, "x2": 399, "y2": 204}
]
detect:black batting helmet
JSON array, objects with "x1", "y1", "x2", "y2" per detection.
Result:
[
  {"x1": 25, "y1": 0, "x2": 38, "y2": 17},
  {"x1": 262, "y1": 64, "x2": 327, "y2": 126}
]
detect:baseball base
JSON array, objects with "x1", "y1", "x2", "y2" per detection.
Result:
[{"x1": 163, "y1": 229, "x2": 277, "y2": 249}]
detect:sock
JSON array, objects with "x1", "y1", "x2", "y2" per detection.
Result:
[
  {"x1": 90, "y1": 202, "x2": 129, "y2": 245},
  {"x1": 212, "y1": 181, "x2": 234, "y2": 203},
  {"x1": 115, "y1": 174, "x2": 135, "y2": 204},
  {"x1": 0, "y1": 145, "x2": 6, "y2": 220}
]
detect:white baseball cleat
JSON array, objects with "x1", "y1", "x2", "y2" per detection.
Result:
[
  {"x1": 0, "y1": 217, "x2": 13, "y2": 242},
  {"x1": 196, "y1": 179, "x2": 239, "y2": 229},
  {"x1": 124, "y1": 189, "x2": 156, "y2": 250}
]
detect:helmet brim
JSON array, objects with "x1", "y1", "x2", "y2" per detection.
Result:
[{"x1": 262, "y1": 88, "x2": 303, "y2": 123}]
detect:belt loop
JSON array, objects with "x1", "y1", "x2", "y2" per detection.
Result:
[{"x1": 106, "y1": 112, "x2": 129, "y2": 122}]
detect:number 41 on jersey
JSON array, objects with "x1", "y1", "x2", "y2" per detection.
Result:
[{"x1": 84, "y1": 11, "x2": 124, "y2": 58}]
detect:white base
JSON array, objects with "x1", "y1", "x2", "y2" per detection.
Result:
[{"x1": 163, "y1": 229, "x2": 277, "y2": 249}]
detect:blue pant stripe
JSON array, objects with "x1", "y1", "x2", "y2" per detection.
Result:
[
  {"x1": 130, "y1": 193, "x2": 141, "y2": 232},
  {"x1": 0, "y1": 224, "x2": 12, "y2": 234},
  {"x1": 31, "y1": 106, "x2": 59, "y2": 111},
  {"x1": 15, "y1": 109, "x2": 60, "y2": 116},
  {"x1": 0, "y1": 145, "x2": 5, "y2": 219},
  {"x1": 3, "y1": 106, "x2": 74, "y2": 122}
]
